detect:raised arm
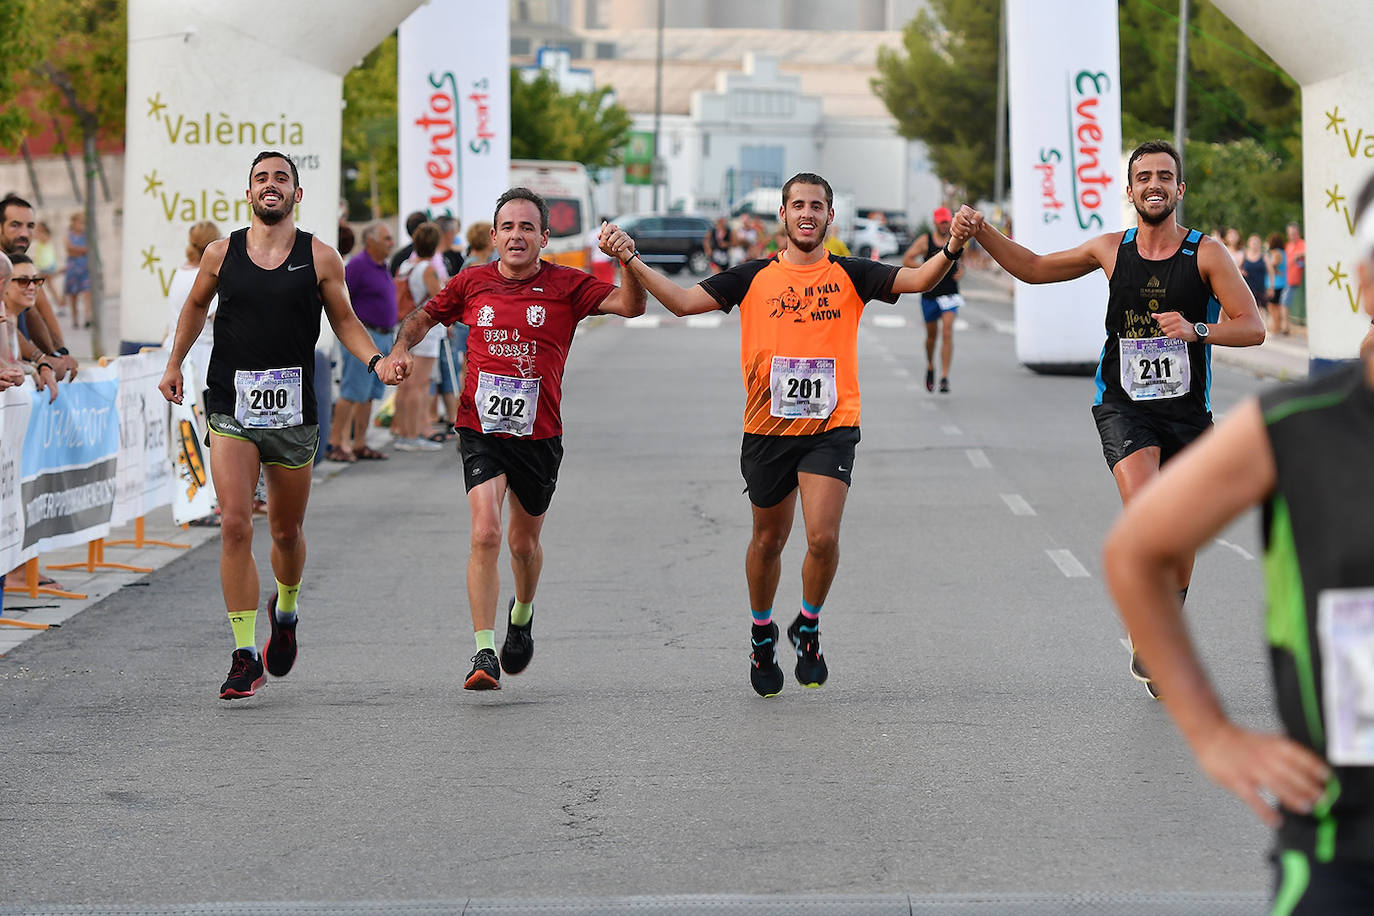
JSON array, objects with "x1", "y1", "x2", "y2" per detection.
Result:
[
  {"x1": 970, "y1": 205, "x2": 1112, "y2": 284},
  {"x1": 1102, "y1": 400, "x2": 1328, "y2": 825},
  {"x1": 595, "y1": 248, "x2": 647, "y2": 318},
  {"x1": 159, "y1": 238, "x2": 226, "y2": 404},
  {"x1": 599, "y1": 222, "x2": 719, "y2": 317}
]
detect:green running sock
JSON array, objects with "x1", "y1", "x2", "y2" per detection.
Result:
[
  {"x1": 510, "y1": 599, "x2": 533, "y2": 626},
  {"x1": 276, "y1": 579, "x2": 301, "y2": 617},
  {"x1": 475, "y1": 629, "x2": 496, "y2": 653},
  {"x1": 228, "y1": 609, "x2": 258, "y2": 654}
]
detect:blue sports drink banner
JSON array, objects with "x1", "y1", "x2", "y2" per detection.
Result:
[{"x1": 19, "y1": 366, "x2": 119, "y2": 549}]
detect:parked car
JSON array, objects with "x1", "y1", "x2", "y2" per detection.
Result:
[
  {"x1": 613, "y1": 213, "x2": 714, "y2": 274},
  {"x1": 850, "y1": 216, "x2": 900, "y2": 259}
]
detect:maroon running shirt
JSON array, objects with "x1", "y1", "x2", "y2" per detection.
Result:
[{"x1": 424, "y1": 260, "x2": 614, "y2": 439}]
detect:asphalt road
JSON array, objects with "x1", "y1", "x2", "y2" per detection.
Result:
[{"x1": 1, "y1": 265, "x2": 1289, "y2": 913}]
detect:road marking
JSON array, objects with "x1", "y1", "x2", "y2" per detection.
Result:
[
  {"x1": 872, "y1": 314, "x2": 907, "y2": 328},
  {"x1": 992, "y1": 319, "x2": 1016, "y2": 335},
  {"x1": 953, "y1": 318, "x2": 969, "y2": 331},
  {"x1": 920, "y1": 401, "x2": 937, "y2": 410},
  {"x1": 1047, "y1": 549, "x2": 1090, "y2": 578},
  {"x1": 1000, "y1": 493, "x2": 1035, "y2": 516},
  {"x1": 894, "y1": 367, "x2": 910, "y2": 378},
  {"x1": 625, "y1": 315, "x2": 661, "y2": 329},
  {"x1": 1213, "y1": 537, "x2": 1255, "y2": 561},
  {"x1": 941, "y1": 424, "x2": 962, "y2": 435},
  {"x1": 965, "y1": 448, "x2": 990, "y2": 468},
  {"x1": 881, "y1": 352, "x2": 897, "y2": 363},
  {"x1": 686, "y1": 314, "x2": 722, "y2": 328}
]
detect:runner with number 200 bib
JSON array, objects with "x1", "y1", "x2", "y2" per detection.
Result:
[
  {"x1": 599, "y1": 171, "x2": 975, "y2": 698},
  {"x1": 378, "y1": 187, "x2": 646, "y2": 692},
  {"x1": 965, "y1": 140, "x2": 1265, "y2": 699}
]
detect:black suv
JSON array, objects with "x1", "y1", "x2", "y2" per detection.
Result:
[{"x1": 614, "y1": 214, "x2": 713, "y2": 274}]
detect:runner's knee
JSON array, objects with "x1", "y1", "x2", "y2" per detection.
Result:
[{"x1": 470, "y1": 521, "x2": 502, "y2": 553}]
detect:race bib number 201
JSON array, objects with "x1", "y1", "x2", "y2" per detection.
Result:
[
  {"x1": 769, "y1": 356, "x2": 837, "y2": 419},
  {"x1": 233, "y1": 367, "x2": 303, "y2": 429},
  {"x1": 1120, "y1": 336, "x2": 1190, "y2": 402},
  {"x1": 476, "y1": 371, "x2": 539, "y2": 437}
]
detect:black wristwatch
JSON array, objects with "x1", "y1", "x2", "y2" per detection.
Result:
[
  {"x1": 941, "y1": 242, "x2": 962, "y2": 262},
  {"x1": 1193, "y1": 322, "x2": 1210, "y2": 341},
  {"x1": 367, "y1": 353, "x2": 383, "y2": 374},
  {"x1": 53, "y1": 347, "x2": 70, "y2": 357}
]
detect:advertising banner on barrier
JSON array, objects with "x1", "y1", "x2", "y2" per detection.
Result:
[
  {"x1": 0, "y1": 384, "x2": 34, "y2": 572},
  {"x1": 169, "y1": 358, "x2": 216, "y2": 526},
  {"x1": 18, "y1": 365, "x2": 120, "y2": 552},
  {"x1": 397, "y1": 0, "x2": 510, "y2": 240},
  {"x1": 1006, "y1": 0, "x2": 1122, "y2": 371},
  {"x1": 112, "y1": 350, "x2": 174, "y2": 527}
]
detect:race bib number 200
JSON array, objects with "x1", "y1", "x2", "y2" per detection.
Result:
[
  {"x1": 476, "y1": 371, "x2": 539, "y2": 437},
  {"x1": 769, "y1": 356, "x2": 837, "y2": 420},
  {"x1": 233, "y1": 367, "x2": 303, "y2": 428},
  {"x1": 1120, "y1": 336, "x2": 1190, "y2": 402}
]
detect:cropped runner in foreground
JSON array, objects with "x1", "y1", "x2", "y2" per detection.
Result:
[
  {"x1": 378, "y1": 188, "x2": 645, "y2": 691},
  {"x1": 1102, "y1": 179, "x2": 1374, "y2": 912},
  {"x1": 966, "y1": 140, "x2": 1265, "y2": 697},
  {"x1": 600, "y1": 171, "x2": 972, "y2": 697},
  {"x1": 160, "y1": 151, "x2": 391, "y2": 700}
]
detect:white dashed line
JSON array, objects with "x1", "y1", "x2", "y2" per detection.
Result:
[
  {"x1": 920, "y1": 401, "x2": 937, "y2": 410},
  {"x1": 942, "y1": 424, "x2": 962, "y2": 436},
  {"x1": 894, "y1": 367, "x2": 910, "y2": 378},
  {"x1": 686, "y1": 314, "x2": 722, "y2": 328},
  {"x1": 1000, "y1": 494, "x2": 1035, "y2": 516},
  {"x1": 1213, "y1": 538, "x2": 1255, "y2": 561},
  {"x1": 965, "y1": 448, "x2": 990, "y2": 468},
  {"x1": 625, "y1": 315, "x2": 661, "y2": 328},
  {"x1": 1047, "y1": 549, "x2": 1090, "y2": 578},
  {"x1": 872, "y1": 314, "x2": 907, "y2": 328}
]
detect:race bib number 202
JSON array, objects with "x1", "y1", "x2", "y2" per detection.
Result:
[{"x1": 475, "y1": 371, "x2": 539, "y2": 437}]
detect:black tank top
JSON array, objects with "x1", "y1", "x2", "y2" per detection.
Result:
[
  {"x1": 1095, "y1": 227, "x2": 1216, "y2": 418},
  {"x1": 1240, "y1": 254, "x2": 1267, "y2": 302},
  {"x1": 1260, "y1": 365, "x2": 1374, "y2": 861},
  {"x1": 206, "y1": 228, "x2": 322, "y2": 425},
  {"x1": 923, "y1": 234, "x2": 958, "y2": 298}
]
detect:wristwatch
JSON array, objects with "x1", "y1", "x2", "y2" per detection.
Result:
[{"x1": 1193, "y1": 322, "x2": 1210, "y2": 340}]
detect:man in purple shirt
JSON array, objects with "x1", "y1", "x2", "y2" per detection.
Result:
[{"x1": 327, "y1": 222, "x2": 396, "y2": 461}]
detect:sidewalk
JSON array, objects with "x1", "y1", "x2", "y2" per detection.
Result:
[{"x1": 968, "y1": 265, "x2": 1308, "y2": 381}]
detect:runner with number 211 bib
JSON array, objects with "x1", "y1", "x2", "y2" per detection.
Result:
[
  {"x1": 964, "y1": 139, "x2": 1265, "y2": 699},
  {"x1": 599, "y1": 171, "x2": 975, "y2": 698}
]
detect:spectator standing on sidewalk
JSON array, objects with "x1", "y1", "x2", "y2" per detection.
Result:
[{"x1": 326, "y1": 222, "x2": 395, "y2": 462}]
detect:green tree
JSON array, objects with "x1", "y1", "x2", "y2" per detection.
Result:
[
  {"x1": 871, "y1": 0, "x2": 1003, "y2": 200},
  {"x1": 28, "y1": 0, "x2": 127, "y2": 357},
  {"x1": 509, "y1": 69, "x2": 633, "y2": 169},
  {"x1": 0, "y1": 1, "x2": 39, "y2": 150},
  {"x1": 342, "y1": 34, "x2": 398, "y2": 218}
]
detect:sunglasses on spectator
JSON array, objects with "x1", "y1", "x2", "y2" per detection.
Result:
[{"x1": 11, "y1": 277, "x2": 45, "y2": 288}]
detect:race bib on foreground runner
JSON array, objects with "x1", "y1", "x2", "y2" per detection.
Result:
[
  {"x1": 769, "y1": 356, "x2": 837, "y2": 420},
  {"x1": 1120, "y1": 336, "x2": 1190, "y2": 402},
  {"x1": 1317, "y1": 588, "x2": 1374, "y2": 765},
  {"x1": 476, "y1": 371, "x2": 539, "y2": 437},
  {"x1": 233, "y1": 367, "x2": 303, "y2": 429}
]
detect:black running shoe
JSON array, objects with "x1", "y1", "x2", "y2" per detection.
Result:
[
  {"x1": 1130, "y1": 647, "x2": 1160, "y2": 700},
  {"x1": 787, "y1": 614, "x2": 828, "y2": 687},
  {"x1": 220, "y1": 648, "x2": 265, "y2": 700},
  {"x1": 263, "y1": 594, "x2": 298, "y2": 678},
  {"x1": 465, "y1": 648, "x2": 502, "y2": 690},
  {"x1": 939, "y1": 377, "x2": 950, "y2": 394},
  {"x1": 750, "y1": 623, "x2": 785, "y2": 697},
  {"x1": 499, "y1": 597, "x2": 534, "y2": 674},
  {"x1": 925, "y1": 368, "x2": 935, "y2": 392}
]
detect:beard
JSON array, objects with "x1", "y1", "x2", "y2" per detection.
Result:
[
  {"x1": 1134, "y1": 197, "x2": 1176, "y2": 227},
  {"x1": 252, "y1": 196, "x2": 290, "y2": 225},
  {"x1": 784, "y1": 215, "x2": 827, "y2": 253},
  {"x1": 2, "y1": 235, "x2": 28, "y2": 255}
]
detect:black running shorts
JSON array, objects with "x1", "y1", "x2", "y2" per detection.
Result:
[
  {"x1": 458, "y1": 427, "x2": 564, "y2": 517},
  {"x1": 740, "y1": 426, "x2": 860, "y2": 508},
  {"x1": 1091, "y1": 400, "x2": 1212, "y2": 471}
]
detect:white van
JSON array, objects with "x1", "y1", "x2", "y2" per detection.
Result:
[{"x1": 508, "y1": 159, "x2": 596, "y2": 272}]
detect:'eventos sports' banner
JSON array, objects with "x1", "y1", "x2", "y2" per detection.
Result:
[
  {"x1": 398, "y1": 0, "x2": 510, "y2": 242},
  {"x1": 1006, "y1": 0, "x2": 1123, "y2": 371}
]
